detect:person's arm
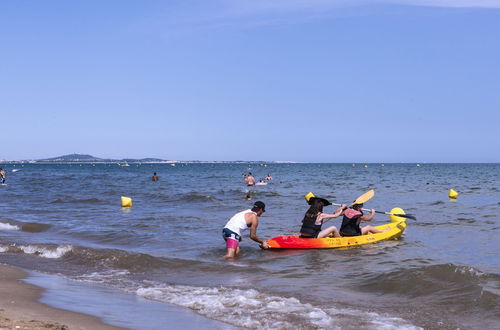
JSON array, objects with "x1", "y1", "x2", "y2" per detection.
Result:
[
  {"x1": 246, "y1": 213, "x2": 269, "y2": 248},
  {"x1": 317, "y1": 204, "x2": 347, "y2": 222},
  {"x1": 317, "y1": 213, "x2": 338, "y2": 222},
  {"x1": 360, "y1": 209, "x2": 375, "y2": 221}
]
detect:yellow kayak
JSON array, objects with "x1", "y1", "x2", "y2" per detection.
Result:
[{"x1": 267, "y1": 220, "x2": 406, "y2": 249}]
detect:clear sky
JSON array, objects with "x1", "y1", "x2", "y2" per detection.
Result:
[{"x1": 1, "y1": 0, "x2": 499, "y2": 162}]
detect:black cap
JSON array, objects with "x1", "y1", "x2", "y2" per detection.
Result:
[
  {"x1": 253, "y1": 201, "x2": 266, "y2": 211},
  {"x1": 352, "y1": 203, "x2": 363, "y2": 210}
]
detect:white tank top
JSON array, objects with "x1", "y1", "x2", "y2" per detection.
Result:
[{"x1": 224, "y1": 209, "x2": 255, "y2": 236}]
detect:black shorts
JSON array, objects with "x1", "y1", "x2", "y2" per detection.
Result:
[
  {"x1": 340, "y1": 231, "x2": 361, "y2": 237},
  {"x1": 299, "y1": 233, "x2": 319, "y2": 239}
]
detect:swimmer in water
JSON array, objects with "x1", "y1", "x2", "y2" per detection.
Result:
[{"x1": 245, "y1": 172, "x2": 255, "y2": 186}]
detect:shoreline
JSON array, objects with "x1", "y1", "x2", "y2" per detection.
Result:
[{"x1": 0, "y1": 264, "x2": 124, "y2": 330}]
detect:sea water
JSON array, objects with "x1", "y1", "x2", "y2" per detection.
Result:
[{"x1": 0, "y1": 163, "x2": 499, "y2": 329}]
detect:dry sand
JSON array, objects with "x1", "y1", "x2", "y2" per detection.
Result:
[{"x1": 0, "y1": 264, "x2": 125, "y2": 330}]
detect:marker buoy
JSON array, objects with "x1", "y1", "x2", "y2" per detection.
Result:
[
  {"x1": 449, "y1": 189, "x2": 458, "y2": 199},
  {"x1": 121, "y1": 196, "x2": 132, "y2": 207},
  {"x1": 389, "y1": 208, "x2": 406, "y2": 222}
]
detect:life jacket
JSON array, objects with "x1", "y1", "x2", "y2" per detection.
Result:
[
  {"x1": 300, "y1": 213, "x2": 322, "y2": 237},
  {"x1": 340, "y1": 208, "x2": 363, "y2": 236}
]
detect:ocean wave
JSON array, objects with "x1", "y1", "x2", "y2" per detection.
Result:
[
  {"x1": 356, "y1": 263, "x2": 499, "y2": 310},
  {"x1": 136, "y1": 284, "x2": 420, "y2": 329},
  {"x1": 63, "y1": 247, "x2": 196, "y2": 273},
  {"x1": 0, "y1": 222, "x2": 20, "y2": 231},
  {"x1": 456, "y1": 217, "x2": 476, "y2": 224},
  {"x1": 258, "y1": 191, "x2": 284, "y2": 198},
  {"x1": 178, "y1": 192, "x2": 220, "y2": 202},
  {"x1": 14, "y1": 244, "x2": 73, "y2": 258},
  {"x1": 21, "y1": 222, "x2": 52, "y2": 233},
  {"x1": 218, "y1": 188, "x2": 248, "y2": 195},
  {"x1": 50, "y1": 197, "x2": 107, "y2": 204},
  {"x1": 0, "y1": 221, "x2": 51, "y2": 233}
]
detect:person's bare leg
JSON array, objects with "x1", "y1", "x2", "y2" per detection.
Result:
[
  {"x1": 224, "y1": 239, "x2": 239, "y2": 258},
  {"x1": 361, "y1": 225, "x2": 387, "y2": 235},
  {"x1": 224, "y1": 248, "x2": 236, "y2": 258},
  {"x1": 317, "y1": 226, "x2": 340, "y2": 238}
]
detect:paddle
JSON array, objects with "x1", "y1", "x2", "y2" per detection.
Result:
[
  {"x1": 311, "y1": 189, "x2": 376, "y2": 224},
  {"x1": 331, "y1": 203, "x2": 417, "y2": 220},
  {"x1": 350, "y1": 189, "x2": 374, "y2": 206}
]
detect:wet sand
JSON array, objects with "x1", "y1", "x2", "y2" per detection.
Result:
[{"x1": 0, "y1": 264, "x2": 124, "y2": 330}]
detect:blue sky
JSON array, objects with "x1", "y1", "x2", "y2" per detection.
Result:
[{"x1": 1, "y1": 0, "x2": 499, "y2": 162}]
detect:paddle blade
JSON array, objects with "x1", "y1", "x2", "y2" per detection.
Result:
[
  {"x1": 352, "y1": 189, "x2": 375, "y2": 205},
  {"x1": 393, "y1": 213, "x2": 417, "y2": 220}
]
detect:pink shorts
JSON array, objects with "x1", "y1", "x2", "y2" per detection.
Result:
[{"x1": 222, "y1": 228, "x2": 241, "y2": 249}]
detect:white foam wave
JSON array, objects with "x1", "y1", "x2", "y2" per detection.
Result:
[
  {"x1": 136, "y1": 284, "x2": 421, "y2": 329},
  {"x1": 455, "y1": 265, "x2": 485, "y2": 278},
  {"x1": 74, "y1": 270, "x2": 131, "y2": 283},
  {"x1": 0, "y1": 246, "x2": 8, "y2": 252},
  {"x1": 0, "y1": 222, "x2": 20, "y2": 231},
  {"x1": 19, "y1": 245, "x2": 73, "y2": 258}
]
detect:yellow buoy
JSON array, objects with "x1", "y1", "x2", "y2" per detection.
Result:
[
  {"x1": 121, "y1": 196, "x2": 132, "y2": 207},
  {"x1": 364, "y1": 165, "x2": 368, "y2": 168},
  {"x1": 449, "y1": 189, "x2": 459, "y2": 199},
  {"x1": 170, "y1": 163, "x2": 176, "y2": 166},
  {"x1": 304, "y1": 192, "x2": 315, "y2": 203},
  {"x1": 389, "y1": 208, "x2": 406, "y2": 223}
]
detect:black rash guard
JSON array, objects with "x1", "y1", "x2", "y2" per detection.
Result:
[
  {"x1": 300, "y1": 214, "x2": 322, "y2": 238},
  {"x1": 340, "y1": 208, "x2": 363, "y2": 236}
]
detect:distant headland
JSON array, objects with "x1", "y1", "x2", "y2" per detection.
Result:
[{"x1": 0, "y1": 153, "x2": 295, "y2": 164}]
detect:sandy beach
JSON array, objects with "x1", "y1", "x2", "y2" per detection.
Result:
[{"x1": 0, "y1": 264, "x2": 123, "y2": 330}]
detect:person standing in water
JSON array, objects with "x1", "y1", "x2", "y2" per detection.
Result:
[
  {"x1": 151, "y1": 172, "x2": 159, "y2": 181},
  {"x1": 222, "y1": 201, "x2": 269, "y2": 258},
  {"x1": 0, "y1": 168, "x2": 6, "y2": 184},
  {"x1": 245, "y1": 172, "x2": 255, "y2": 186}
]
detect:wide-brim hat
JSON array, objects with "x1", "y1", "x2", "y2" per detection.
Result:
[
  {"x1": 304, "y1": 192, "x2": 331, "y2": 206},
  {"x1": 308, "y1": 197, "x2": 332, "y2": 206}
]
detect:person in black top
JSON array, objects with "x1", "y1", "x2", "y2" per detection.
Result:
[
  {"x1": 339, "y1": 203, "x2": 386, "y2": 236},
  {"x1": 299, "y1": 197, "x2": 345, "y2": 238}
]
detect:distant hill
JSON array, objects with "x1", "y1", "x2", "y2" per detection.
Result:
[
  {"x1": 40, "y1": 154, "x2": 105, "y2": 162},
  {"x1": 122, "y1": 158, "x2": 165, "y2": 163},
  {"x1": 3, "y1": 153, "x2": 285, "y2": 164}
]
